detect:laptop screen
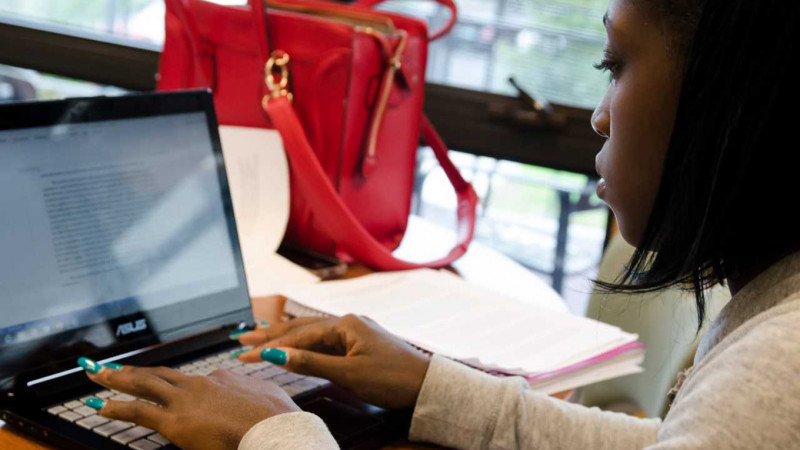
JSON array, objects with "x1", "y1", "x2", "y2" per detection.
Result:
[{"x1": 0, "y1": 92, "x2": 252, "y2": 389}]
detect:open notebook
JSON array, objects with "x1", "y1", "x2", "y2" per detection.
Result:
[{"x1": 282, "y1": 269, "x2": 644, "y2": 394}]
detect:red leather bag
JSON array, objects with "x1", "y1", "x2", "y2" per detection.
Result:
[{"x1": 158, "y1": 0, "x2": 477, "y2": 270}]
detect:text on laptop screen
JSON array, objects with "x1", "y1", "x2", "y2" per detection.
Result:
[{"x1": 0, "y1": 112, "x2": 247, "y2": 352}]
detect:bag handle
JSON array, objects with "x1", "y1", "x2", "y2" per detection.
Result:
[
  {"x1": 350, "y1": 0, "x2": 457, "y2": 41},
  {"x1": 265, "y1": 96, "x2": 478, "y2": 270},
  {"x1": 248, "y1": 0, "x2": 271, "y2": 62}
]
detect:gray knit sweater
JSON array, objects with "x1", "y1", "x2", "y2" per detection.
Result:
[{"x1": 239, "y1": 251, "x2": 800, "y2": 449}]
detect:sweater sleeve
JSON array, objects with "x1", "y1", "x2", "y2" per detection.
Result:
[
  {"x1": 409, "y1": 355, "x2": 661, "y2": 450},
  {"x1": 238, "y1": 411, "x2": 339, "y2": 450}
]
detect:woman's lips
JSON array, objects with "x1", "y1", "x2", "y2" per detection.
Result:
[{"x1": 596, "y1": 178, "x2": 608, "y2": 199}]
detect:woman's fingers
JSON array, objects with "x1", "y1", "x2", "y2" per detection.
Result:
[
  {"x1": 275, "y1": 347, "x2": 349, "y2": 381},
  {"x1": 88, "y1": 366, "x2": 181, "y2": 405},
  {"x1": 237, "y1": 319, "x2": 343, "y2": 363},
  {"x1": 93, "y1": 399, "x2": 169, "y2": 432},
  {"x1": 236, "y1": 317, "x2": 326, "y2": 346}
]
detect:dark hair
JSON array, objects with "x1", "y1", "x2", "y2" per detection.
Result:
[{"x1": 597, "y1": 0, "x2": 800, "y2": 328}]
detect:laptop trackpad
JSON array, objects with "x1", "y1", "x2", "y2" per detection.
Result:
[{"x1": 301, "y1": 396, "x2": 382, "y2": 439}]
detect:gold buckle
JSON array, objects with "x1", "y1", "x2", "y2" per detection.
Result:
[{"x1": 264, "y1": 51, "x2": 293, "y2": 103}]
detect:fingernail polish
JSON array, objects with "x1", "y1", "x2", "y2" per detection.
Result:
[
  {"x1": 229, "y1": 330, "x2": 248, "y2": 340},
  {"x1": 104, "y1": 363, "x2": 123, "y2": 371},
  {"x1": 77, "y1": 357, "x2": 103, "y2": 374},
  {"x1": 85, "y1": 397, "x2": 105, "y2": 411},
  {"x1": 261, "y1": 348, "x2": 287, "y2": 365},
  {"x1": 230, "y1": 349, "x2": 246, "y2": 359},
  {"x1": 259, "y1": 321, "x2": 270, "y2": 328}
]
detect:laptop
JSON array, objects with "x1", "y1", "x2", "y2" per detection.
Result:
[{"x1": 0, "y1": 91, "x2": 409, "y2": 449}]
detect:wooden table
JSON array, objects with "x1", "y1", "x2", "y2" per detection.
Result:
[{"x1": 1, "y1": 255, "x2": 568, "y2": 449}]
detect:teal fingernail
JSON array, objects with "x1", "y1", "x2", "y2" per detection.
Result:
[
  {"x1": 85, "y1": 397, "x2": 105, "y2": 411},
  {"x1": 103, "y1": 362, "x2": 123, "y2": 371},
  {"x1": 261, "y1": 348, "x2": 287, "y2": 365},
  {"x1": 259, "y1": 321, "x2": 270, "y2": 327},
  {"x1": 230, "y1": 349, "x2": 247, "y2": 359},
  {"x1": 77, "y1": 357, "x2": 103, "y2": 374},
  {"x1": 229, "y1": 330, "x2": 248, "y2": 340}
]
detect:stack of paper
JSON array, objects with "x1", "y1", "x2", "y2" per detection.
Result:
[{"x1": 283, "y1": 269, "x2": 644, "y2": 394}]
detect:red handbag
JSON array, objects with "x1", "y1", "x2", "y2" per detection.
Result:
[{"x1": 158, "y1": 0, "x2": 477, "y2": 270}]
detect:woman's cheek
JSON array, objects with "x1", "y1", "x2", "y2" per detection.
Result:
[{"x1": 601, "y1": 166, "x2": 647, "y2": 247}]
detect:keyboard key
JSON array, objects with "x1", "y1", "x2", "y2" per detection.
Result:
[
  {"x1": 73, "y1": 406, "x2": 99, "y2": 417},
  {"x1": 58, "y1": 411, "x2": 83, "y2": 422},
  {"x1": 251, "y1": 366, "x2": 283, "y2": 380},
  {"x1": 220, "y1": 360, "x2": 240, "y2": 369},
  {"x1": 305, "y1": 376, "x2": 330, "y2": 386},
  {"x1": 282, "y1": 384, "x2": 304, "y2": 397},
  {"x1": 232, "y1": 366, "x2": 257, "y2": 375},
  {"x1": 94, "y1": 420, "x2": 133, "y2": 437},
  {"x1": 76, "y1": 415, "x2": 110, "y2": 430},
  {"x1": 111, "y1": 393, "x2": 137, "y2": 402},
  {"x1": 291, "y1": 379, "x2": 320, "y2": 394},
  {"x1": 97, "y1": 390, "x2": 114, "y2": 398},
  {"x1": 273, "y1": 373, "x2": 304, "y2": 386},
  {"x1": 111, "y1": 426, "x2": 154, "y2": 445},
  {"x1": 130, "y1": 438, "x2": 162, "y2": 450},
  {"x1": 248, "y1": 362, "x2": 270, "y2": 371},
  {"x1": 64, "y1": 400, "x2": 84, "y2": 409},
  {"x1": 148, "y1": 433, "x2": 170, "y2": 446},
  {"x1": 47, "y1": 406, "x2": 67, "y2": 415}
]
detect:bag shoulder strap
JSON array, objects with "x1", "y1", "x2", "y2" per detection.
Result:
[
  {"x1": 265, "y1": 97, "x2": 477, "y2": 270},
  {"x1": 351, "y1": 0, "x2": 457, "y2": 41}
]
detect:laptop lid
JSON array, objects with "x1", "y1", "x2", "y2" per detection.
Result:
[{"x1": 0, "y1": 91, "x2": 253, "y2": 401}]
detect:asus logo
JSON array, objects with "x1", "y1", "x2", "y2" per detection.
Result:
[{"x1": 116, "y1": 319, "x2": 148, "y2": 336}]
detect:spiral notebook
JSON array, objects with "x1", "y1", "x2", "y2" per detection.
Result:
[{"x1": 282, "y1": 269, "x2": 644, "y2": 394}]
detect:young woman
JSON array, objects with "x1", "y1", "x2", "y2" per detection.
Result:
[{"x1": 77, "y1": 0, "x2": 800, "y2": 448}]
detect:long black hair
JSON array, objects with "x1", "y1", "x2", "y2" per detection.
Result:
[{"x1": 596, "y1": 0, "x2": 800, "y2": 328}]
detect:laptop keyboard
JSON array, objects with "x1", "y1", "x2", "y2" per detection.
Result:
[{"x1": 47, "y1": 347, "x2": 330, "y2": 449}]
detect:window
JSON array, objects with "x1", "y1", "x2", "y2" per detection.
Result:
[
  {"x1": 377, "y1": 0, "x2": 608, "y2": 108},
  {"x1": 413, "y1": 147, "x2": 607, "y2": 314},
  {"x1": 0, "y1": 0, "x2": 164, "y2": 47},
  {"x1": 0, "y1": 63, "x2": 124, "y2": 102}
]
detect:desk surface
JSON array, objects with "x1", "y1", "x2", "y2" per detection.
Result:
[{"x1": 1, "y1": 253, "x2": 566, "y2": 449}]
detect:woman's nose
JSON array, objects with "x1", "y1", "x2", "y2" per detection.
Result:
[{"x1": 591, "y1": 108, "x2": 610, "y2": 139}]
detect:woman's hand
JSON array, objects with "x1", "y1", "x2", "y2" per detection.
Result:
[
  {"x1": 81, "y1": 362, "x2": 300, "y2": 450},
  {"x1": 235, "y1": 315, "x2": 431, "y2": 410}
]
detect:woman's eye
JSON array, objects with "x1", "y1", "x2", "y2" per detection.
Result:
[{"x1": 593, "y1": 59, "x2": 622, "y2": 82}]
